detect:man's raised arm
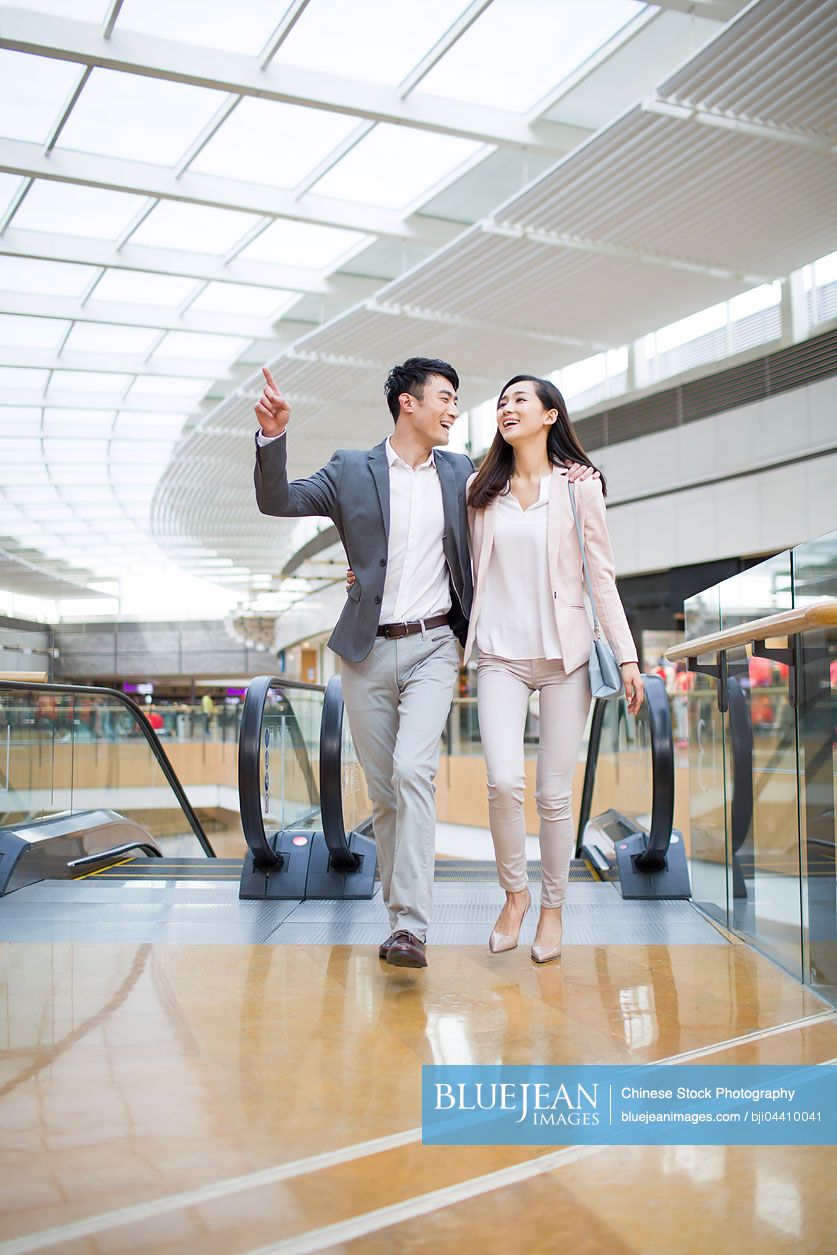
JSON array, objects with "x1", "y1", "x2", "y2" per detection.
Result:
[{"x1": 254, "y1": 366, "x2": 341, "y2": 519}]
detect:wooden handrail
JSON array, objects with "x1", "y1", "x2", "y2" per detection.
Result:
[{"x1": 666, "y1": 599, "x2": 837, "y2": 663}]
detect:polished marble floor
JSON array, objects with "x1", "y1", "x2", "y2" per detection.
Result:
[{"x1": 0, "y1": 936, "x2": 834, "y2": 1253}]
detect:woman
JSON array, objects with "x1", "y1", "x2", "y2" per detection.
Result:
[{"x1": 464, "y1": 375, "x2": 643, "y2": 963}]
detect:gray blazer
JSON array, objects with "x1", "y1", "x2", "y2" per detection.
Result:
[{"x1": 254, "y1": 434, "x2": 475, "y2": 662}]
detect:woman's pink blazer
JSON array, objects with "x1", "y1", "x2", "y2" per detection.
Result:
[{"x1": 463, "y1": 466, "x2": 638, "y2": 673}]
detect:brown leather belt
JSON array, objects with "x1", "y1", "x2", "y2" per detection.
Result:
[{"x1": 376, "y1": 613, "x2": 451, "y2": 640}]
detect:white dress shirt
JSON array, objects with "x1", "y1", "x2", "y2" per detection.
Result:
[
  {"x1": 379, "y1": 437, "x2": 449, "y2": 624},
  {"x1": 257, "y1": 430, "x2": 450, "y2": 625},
  {"x1": 476, "y1": 475, "x2": 563, "y2": 660}
]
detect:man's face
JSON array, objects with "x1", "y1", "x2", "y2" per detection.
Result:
[{"x1": 398, "y1": 374, "x2": 459, "y2": 445}]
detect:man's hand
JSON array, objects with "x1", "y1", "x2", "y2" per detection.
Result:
[
  {"x1": 346, "y1": 568, "x2": 356, "y2": 590},
  {"x1": 565, "y1": 461, "x2": 600, "y2": 482},
  {"x1": 621, "y1": 664, "x2": 645, "y2": 716},
  {"x1": 255, "y1": 366, "x2": 291, "y2": 437}
]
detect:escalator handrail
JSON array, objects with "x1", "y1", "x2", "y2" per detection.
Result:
[
  {"x1": 575, "y1": 674, "x2": 676, "y2": 871},
  {"x1": 238, "y1": 675, "x2": 325, "y2": 869},
  {"x1": 0, "y1": 678, "x2": 215, "y2": 857},
  {"x1": 319, "y1": 675, "x2": 361, "y2": 871}
]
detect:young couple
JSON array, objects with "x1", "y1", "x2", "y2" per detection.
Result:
[{"x1": 254, "y1": 357, "x2": 643, "y2": 970}]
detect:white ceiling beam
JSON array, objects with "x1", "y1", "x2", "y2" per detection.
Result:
[
  {"x1": 483, "y1": 220, "x2": 773, "y2": 285},
  {"x1": 0, "y1": 348, "x2": 248, "y2": 378},
  {"x1": 0, "y1": 388, "x2": 218, "y2": 413},
  {"x1": 0, "y1": 291, "x2": 319, "y2": 340},
  {"x1": 258, "y1": 0, "x2": 315, "y2": 69},
  {"x1": 0, "y1": 8, "x2": 590, "y2": 155},
  {"x1": 0, "y1": 229, "x2": 383, "y2": 298},
  {"x1": 0, "y1": 138, "x2": 463, "y2": 242},
  {"x1": 642, "y1": 96, "x2": 837, "y2": 151}
]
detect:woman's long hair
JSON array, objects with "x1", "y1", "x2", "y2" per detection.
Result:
[{"x1": 467, "y1": 375, "x2": 605, "y2": 510}]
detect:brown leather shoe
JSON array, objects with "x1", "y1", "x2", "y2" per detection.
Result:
[
  {"x1": 378, "y1": 932, "x2": 397, "y2": 959},
  {"x1": 385, "y1": 930, "x2": 427, "y2": 969}
]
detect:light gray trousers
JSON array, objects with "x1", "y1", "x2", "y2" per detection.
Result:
[
  {"x1": 477, "y1": 655, "x2": 591, "y2": 908},
  {"x1": 340, "y1": 626, "x2": 460, "y2": 940}
]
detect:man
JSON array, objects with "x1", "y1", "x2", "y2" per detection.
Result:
[
  {"x1": 254, "y1": 357, "x2": 591, "y2": 969},
  {"x1": 255, "y1": 357, "x2": 472, "y2": 969}
]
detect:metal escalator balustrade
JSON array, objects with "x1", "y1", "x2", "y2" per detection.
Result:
[
  {"x1": 576, "y1": 674, "x2": 690, "y2": 900},
  {"x1": 237, "y1": 674, "x2": 376, "y2": 901},
  {"x1": 0, "y1": 678, "x2": 214, "y2": 894}
]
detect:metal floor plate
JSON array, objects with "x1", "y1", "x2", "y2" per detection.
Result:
[{"x1": 0, "y1": 876, "x2": 723, "y2": 946}]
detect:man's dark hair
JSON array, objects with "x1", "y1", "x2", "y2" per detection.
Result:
[{"x1": 384, "y1": 357, "x2": 459, "y2": 421}]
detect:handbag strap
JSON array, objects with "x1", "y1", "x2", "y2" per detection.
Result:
[{"x1": 567, "y1": 480, "x2": 601, "y2": 636}]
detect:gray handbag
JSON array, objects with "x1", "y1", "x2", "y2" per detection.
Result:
[{"x1": 568, "y1": 481, "x2": 623, "y2": 700}]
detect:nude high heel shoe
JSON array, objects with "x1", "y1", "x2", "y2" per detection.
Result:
[
  {"x1": 531, "y1": 906, "x2": 563, "y2": 963},
  {"x1": 489, "y1": 890, "x2": 531, "y2": 953}
]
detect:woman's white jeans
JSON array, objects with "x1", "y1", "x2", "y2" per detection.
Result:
[{"x1": 477, "y1": 654, "x2": 591, "y2": 908}]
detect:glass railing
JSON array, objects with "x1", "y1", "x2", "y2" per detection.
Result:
[
  {"x1": 677, "y1": 529, "x2": 836, "y2": 1004},
  {"x1": 0, "y1": 680, "x2": 213, "y2": 858}
]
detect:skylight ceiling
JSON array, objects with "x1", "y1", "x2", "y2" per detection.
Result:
[{"x1": 0, "y1": 0, "x2": 754, "y2": 605}]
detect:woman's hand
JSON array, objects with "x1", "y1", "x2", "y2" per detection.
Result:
[
  {"x1": 345, "y1": 568, "x2": 356, "y2": 590},
  {"x1": 254, "y1": 366, "x2": 291, "y2": 437},
  {"x1": 564, "y1": 461, "x2": 600, "y2": 482},
  {"x1": 621, "y1": 664, "x2": 644, "y2": 715}
]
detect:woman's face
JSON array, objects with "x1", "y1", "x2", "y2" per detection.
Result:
[{"x1": 496, "y1": 380, "x2": 556, "y2": 445}]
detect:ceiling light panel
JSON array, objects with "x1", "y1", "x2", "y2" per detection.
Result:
[
  {"x1": 116, "y1": 0, "x2": 284, "y2": 56},
  {"x1": 62, "y1": 322, "x2": 163, "y2": 356},
  {"x1": 55, "y1": 69, "x2": 228, "y2": 167},
  {"x1": 189, "y1": 98, "x2": 360, "y2": 189},
  {"x1": 418, "y1": 0, "x2": 645, "y2": 113},
  {"x1": 0, "y1": 256, "x2": 99, "y2": 298},
  {"x1": 128, "y1": 201, "x2": 263, "y2": 255},
  {"x1": 0, "y1": 314, "x2": 70, "y2": 349},
  {"x1": 312, "y1": 124, "x2": 488, "y2": 210},
  {"x1": 271, "y1": 0, "x2": 473, "y2": 87},
  {"x1": 0, "y1": 51, "x2": 84, "y2": 144},
  {"x1": 87, "y1": 270, "x2": 200, "y2": 308},
  {"x1": 186, "y1": 281, "x2": 299, "y2": 319},
  {"x1": 239, "y1": 219, "x2": 368, "y2": 269},
  {"x1": 11, "y1": 181, "x2": 149, "y2": 239}
]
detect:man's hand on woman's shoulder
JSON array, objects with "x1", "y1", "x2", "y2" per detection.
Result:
[{"x1": 564, "y1": 461, "x2": 600, "y2": 483}]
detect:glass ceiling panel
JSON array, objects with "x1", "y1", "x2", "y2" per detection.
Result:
[
  {"x1": 272, "y1": 0, "x2": 472, "y2": 87},
  {"x1": 113, "y1": 411, "x2": 189, "y2": 436},
  {"x1": 44, "y1": 438, "x2": 109, "y2": 464},
  {"x1": 0, "y1": 368, "x2": 50, "y2": 391},
  {"x1": 0, "y1": 51, "x2": 84, "y2": 145},
  {"x1": 128, "y1": 201, "x2": 262, "y2": 256},
  {"x1": 189, "y1": 98, "x2": 360, "y2": 190},
  {"x1": 238, "y1": 219, "x2": 367, "y2": 270},
  {"x1": 418, "y1": 0, "x2": 645, "y2": 114},
  {"x1": 62, "y1": 322, "x2": 163, "y2": 356},
  {"x1": 0, "y1": 314, "x2": 70, "y2": 349},
  {"x1": 12, "y1": 181, "x2": 149, "y2": 240},
  {"x1": 186, "y1": 281, "x2": 299, "y2": 319},
  {"x1": 151, "y1": 331, "x2": 250, "y2": 362},
  {"x1": 8, "y1": 0, "x2": 111, "y2": 20},
  {"x1": 0, "y1": 256, "x2": 99, "y2": 298},
  {"x1": 117, "y1": 0, "x2": 284, "y2": 57},
  {"x1": 48, "y1": 370, "x2": 133, "y2": 394},
  {"x1": 88, "y1": 269, "x2": 199, "y2": 308},
  {"x1": 312, "y1": 123, "x2": 487, "y2": 211},
  {"x1": 128, "y1": 375, "x2": 212, "y2": 399},
  {"x1": 0, "y1": 173, "x2": 25, "y2": 219},
  {"x1": 56, "y1": 69, "x2": 228, "y2": 168},
  {"x1": 43, "y1": 407, "x2": 116, "y2": 431}
]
